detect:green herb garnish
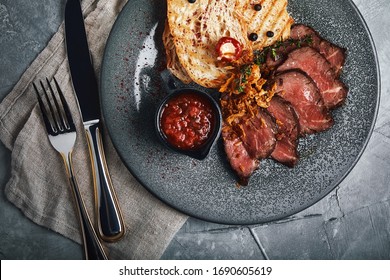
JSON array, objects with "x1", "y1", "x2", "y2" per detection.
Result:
[
  {"x1": 253, "y1": 35, "x2": 313, "y2": 65},
  {"x1": 235, "y1": 64, "x2": 252, "y2": 93}
]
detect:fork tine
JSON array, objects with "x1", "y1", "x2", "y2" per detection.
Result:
[
  {"x1": 33, "y1": 82, "x2": 57, "y2": 135},
  {"x1": 51, "y1": 78, "x2": 70, "y2": 130},
  {"x1": 39, "y1": 80, "x2": 63, "y2": 133},
  {"x1": 53, "y1": 77, "x2": 76, "y2": 131},
  {"x1": 44, "y1": 79, "x2": 65, "y2": 132}
]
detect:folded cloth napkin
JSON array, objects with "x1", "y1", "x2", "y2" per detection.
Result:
[{"x1": 0, "y1": 0, "x2": 187, "y2": 259}]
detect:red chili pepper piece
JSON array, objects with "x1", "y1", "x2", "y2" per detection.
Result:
[{"x1": 215, "y1": 37, "x2": 243, "y2": 62}]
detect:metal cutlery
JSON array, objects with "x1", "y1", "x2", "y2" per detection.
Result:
[
  {"x1": 34, "y1": 77, "x2": 108, "y2": 260},
  {"x1": 64, "y1": 0, "x2": 125, "y2": 242}
]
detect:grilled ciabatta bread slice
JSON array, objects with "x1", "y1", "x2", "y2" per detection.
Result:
[{"x1": 165, "y1": 0, "x2": 294, "y2": 88}]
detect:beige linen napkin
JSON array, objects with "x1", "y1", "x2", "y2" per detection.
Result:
[{"x1": 0, "y1": 0, "x2": 188, "y2": 259}]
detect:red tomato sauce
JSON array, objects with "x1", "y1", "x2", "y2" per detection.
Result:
[{"x1": 160, "y1": 92, "x2": 215, "y2": 150}]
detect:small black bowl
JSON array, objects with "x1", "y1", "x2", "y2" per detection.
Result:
[{"x1": 155, "y1": 88, "x2": 222, "y2": 160}]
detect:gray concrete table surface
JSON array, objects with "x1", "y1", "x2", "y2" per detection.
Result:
[{"x1": 0, "y1": 0, "x2": 389, "y2": 260}]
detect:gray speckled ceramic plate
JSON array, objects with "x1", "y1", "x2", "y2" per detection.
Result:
[{"x1": 100, "y1": 0, "x2": 380, "y2": 224}]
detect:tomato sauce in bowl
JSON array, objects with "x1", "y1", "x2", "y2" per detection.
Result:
[
  {"x1": 160, "y1": 92, "x2": 214, "y2": 150},
  {"x1": 156, "y1": 89, "x2": 222, "y2": 160}
]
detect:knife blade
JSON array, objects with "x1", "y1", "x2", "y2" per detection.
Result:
[{"x1": 65, "y1": 0, "x2": 125, "y2": 242}]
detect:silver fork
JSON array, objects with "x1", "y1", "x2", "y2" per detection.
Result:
[{"x1": 33, "y1": 77, "x2": 108, "y2": 260}]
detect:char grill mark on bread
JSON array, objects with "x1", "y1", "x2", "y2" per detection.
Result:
[
  {"x1": 266, "y1": 95, "x2": 299, "y2": 167},
  {"x1": 276, "y1": 47, "x2": 348, "y2": 109},
  {"x1": 273, "y1": 70, "x2": 334, "y2": 135},
  {"x1": 247, "y1": 0, "x2": 293, "y2": 48}
]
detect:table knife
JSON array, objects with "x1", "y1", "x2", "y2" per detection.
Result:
[{"x1": 64, "y1": 0, "x2": 125, "y2": 242}]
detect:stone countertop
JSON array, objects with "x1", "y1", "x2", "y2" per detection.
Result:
[{"x1": 0, "y1": 0, "x2": 389, "y2": 259}]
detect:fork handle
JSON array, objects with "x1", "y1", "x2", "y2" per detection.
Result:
[
  {"x1": 85, "y1": 123, "x2": 125, "y2": 242},
  {"x1": 66, "y1": 152, "x2": 108, "y2": 260}
]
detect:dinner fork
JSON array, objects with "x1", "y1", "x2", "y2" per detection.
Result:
[{"x1": 33, "y1": 77, "x2": 108, "y2": 260}]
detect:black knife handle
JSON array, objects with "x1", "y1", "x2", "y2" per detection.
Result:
[
  {"x1": 85, "y1": 122, "x2": 125, "y2": 242},
  {"x1": 67, "y1": 152, "x2": 108, "y2": 260}
]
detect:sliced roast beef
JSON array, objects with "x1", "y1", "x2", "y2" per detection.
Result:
[
  {"x1": 273, "y1": 70, "x2": 334, "y2": 135},
  {"x1": 266, "y1": 96, "x2": 300, "y2": 167},
  {"x1": 262, "y1": 24, "x2": 346, "y2": 77},
  {"x1": 222, "y1": 125, "x2": 259, "y2": 186},
  {"x1": 235, "y1": 108, "x2": 277, "y2": 160},
  {"x1": 290, "y1": 24, "x2": 346, "y2": 77},
  {"x1": 264, "y1": 42, "x2": 296, "y2": 70},
  {"x1": 276, "y1": 47, "x2": 348, "y2": 108}
]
